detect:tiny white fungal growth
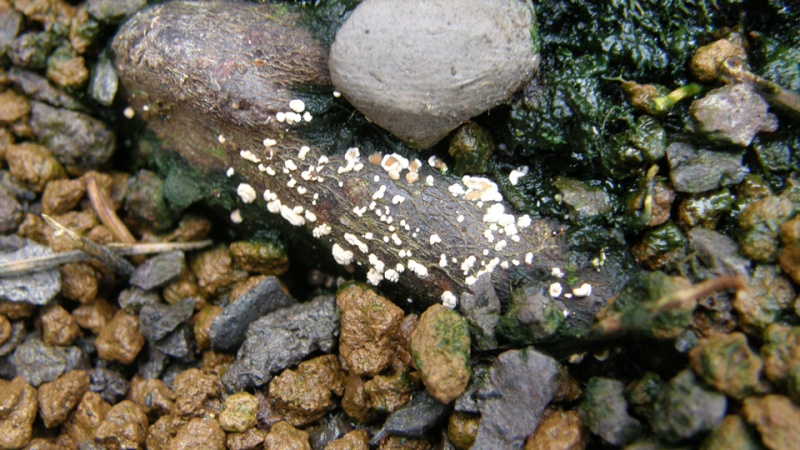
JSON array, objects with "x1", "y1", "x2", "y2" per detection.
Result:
[
  {"x1": 500, "y1": 261, "x2": 510, "y2": 269},
  {"x1": 425, "y1": 175, "x2": 434, "y2": 186},
  {"x1": 352, "y1": 205, "x2": 367, "y2": 217},
  {"x1": 563, "y1": 309, "x2": 571, "y2": 319},
  {"x1": 484, "y1": 229, "x2": 494, "y2": 243},
  {"x1": 511, "y1": 235, "x2": 521, "y2": 242},
  {"x1": 287, "y1": 178, "x2": 297, "y2": 188},
  {"x1": 263, "y1": 189, "x2": 277, "y2": 201},
  {"x1": 525, "y1": 252, "x2": 534, "y2": 265},
  {"x1": 512, "y1": 259, "x2": 520, "y2": 266},
  {"x1": 230, "y1": 209, "x2": 242, "y2": 223},
  {"x1": 429, "y1": 234, "x2": 442, "y2": 245},
  {"x1": 298, "y1": 146, "x2": 311, "y2": 160},
  {"x1": 279, "y1": 204, "x2": 305, "y2": 226},
  {"x1": 345, "y1": 147, "x2": 360, "y2": 161},
  {"x1": 461, "y1": 255, "x2": 477, "y2": 275},
  {"x1": 441, "y1": 291, "x2": 458, "y2": 309},
  {"x1": 549, "y1": 282, "x2": 563, "y2": 297},
  {"x1": 449, "y1": 183, "x2": 466, "y2": 196},
  {"x1": 383, "y1": 236, "x2": 390, "y2": 243},
  {"x1": 263, "y1": 138, "x2": 277, "y2": 147},
  {"x1": 123, "y1": 107, "x2": 135, "y2": 119},
  {"x1": 333, "y1": 90, "x2": 341, "y2": 98},
  {"x1": 374, "y1": 175, "x2": 380, "y2": 182},
  {"x1": 226, "y1": 167, "x2": 235, "y2": 177},
  {"x1": 405, "y1": 171, "x2": 419, "y2": 183},
  {"x1": 344, "y1": 233, "x2": 369, "y2": 253},
  {"x1": 237, "y1": 183, "x2": 257, "y2": 204},
  {"x1": 240, "y1": 150, "x2": 262, "y2": 163},
  {"x1": 258, "y1": 164, "x2": 268, "y2": 172},
  {"x1": 318, "y1": 155, "x2": 329, "y2": 165},
  {"x1": 399, "y1": 249, "x2": 407, "y2": 258},
  {"x1": 439, "y1": 254, "x2": 448, "y2": 267},
  {"x1": 218, "y1": 134, "x2": 226, "y2": 144},
  {"x1": 332, "y1": 244, "x2": 353, "y2": 265},
  {"x1": 483, "y1": 249, "x2": 489, "y2": 256},
  {"x1": 396, "y1": 263, "x2": 405, "y2": 272},
  {"x1": 372, "y1": 185, "x2": 386, "y2": 200},
  {"x1": 303, "y1": 111, "x2": 313, "y2": 122},
  {"x1": 276, "y1": 112, "x2": 286, "y2": 122},
  {"x1": 312, "y1": 223, "x2": 331, "y2": 237},
  {"x1": 463, "y1": 176, "x2": 503, "y2": 202},
  {"x1": 551, "y1": 267, "x2": 565, "y2": 278},
  {"x1": 285, "y1": 160, "x2": 298, "y2": 171},
  {"x1": 457, "y1": 215, "x2": 464, "y2": 223},
  {"x1": 304, "y1": 210, "x2": 317, "y2": 222},
  {"x1": 381, "y1": 153, "x2": 410, "y2": 173},
  {"x1": 368, "y1": 254, "x2": 385, "y2": 273},
  {"x1": 517, "y1": 214, "x2": 532, "y2": 229},
  {"x1": 266, "y1": 166, "x2": 276, "y2": 176},
  {"x1": 364, "y1": 232, "x2": 373, "y2": 240},
  {"x1": 384, "y1": 269, "x2": 399, "y2": 282},
  {"x1": 407, "y1": 259, "x2": 428, "y2": 277},
  {"x1": 494, "y1": 240, "x2": 507, "y2": 251},
  {"x1": 267, "y1": 199, "x2": 281, "y2": 213},
  {"x1": 391, "y1": 233, "x2": 402, "y2": 246},
  {"x1": 367, "y1": 267, "x2": 383, "y2": 285},
  {"x1": 572, "y1": 283, "x2": 593, "y2": 297},
  {"x1": 428, "y1": 155, "x2": 448, "y2": 172},
  {"x1": 465, "y1": 275, "x2": 477, "y2": 286},
  {"x1": 289, "y1": 99, "x2": 305, "y2": 113},
  {"x1": 508, "y1": 165, "x2": 530, "y2": 186},
  {"x1": 391, "y1": 195, "x2": 405, "y2": 205},
  {"x1": 297, "y1": 186, "x2": 307, "y2": 195}
]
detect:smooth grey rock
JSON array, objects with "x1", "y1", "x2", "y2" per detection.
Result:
[
  {"x1": 454, "y1": 365, "x2": 489, "y2": 414},
  {"x1": 130, "y1": 250, "x2": 185, "y2": 290},
  {"x1": 29, "y1": 101, "x2": 116, "y2": 174},
  {"x1": 8, "y1": 67, "x2": 85, "y2": 111},
  {"x1": 473, "y1": 347, "x2": 561, "y2": 449},
  {"x1": 688, "y1": 227, "x2": 750, "y2": 278},
  {"x1": 691, "y1": 83, "x2": 778, "y2": 147},
  {"x1": 371, "y1": 390, "x2": 449, "y2": 445},
  {"x1": 153, "y1": 323, "x2": 195, "y2": 360},
  {"x1": 667, "y1": 141, "x2": 748, "y2": 193},
  {"x1": 459, "y1": 273, "x2": 501, "y2": 350},
  {"x1": 89, "y1": 367, "x2": 129, "y2": 404},
  {"x1": 329, "y1": 0, "x2": 538, "y2": 148},
  {"x1": 580, "y1": 377, "x2": 643, "y2": 446},
  {"x1": 90, "y1": 52, "x2": 119, "y2": 106},
  {"x1": 118, "y1": 287, "x2": 160, "y2": 314},
  {"x1": 13, "y1": 334, "x2": 87, "y2": 386},
  {"x1": 0, "y1": 240, "x2": 60, "y2": 306},
  {"x1": 138, "y1": 297, "x2": 194, "y2": 342},
  {"x1": 651, "y1": 370, "x2": 727, "y2": 442},
  {"x1": 222, "y1": 295, "x2": 339, "y2": 391},
  {"x1": 209, "y1": 275, "x2": 296, "y2": 352},
  {"x1": 0, "y1": 9, "x2": 23, "y2": 62}
]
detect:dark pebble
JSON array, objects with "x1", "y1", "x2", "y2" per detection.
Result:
[
  {"x1": 689, "y1": 227, "x2": 751, "y2": 278},
  {"x1": 118, "y1": 287, "x2": 160, "y2": 314},
  {"x1": 370, "y1": 390, "x2": 448, "y2": 445},
  {"x1": 222, "y1": 295, "x2": 339, "y2": 391},
  {"x1": 9, "y1": 31, "x2": 55, "y2": 69},
  {"x1": 209, "y1": 275, "x2": 296, "y2": 352},
  {"x1": 0, "y1": 185, "x2": 23, "y2": 233},
  {"x1": 8, "y1": 67, "x2": 85, "y2": 111},
  {"x1": 87, "y1": 0, "x2": 147, "y2": 24},
  {"x1": 89, "y1": 367, "x2": 130, "y2": 404},
  {"x1": 139, "y1": 297, "x2": 194, "y2": 342},
  {"x1": 13, "y1": 334, "x2": 88, "y2": 387},
  {"x1": 137, "y1": 343, "x2": 170, "y2": 380},
  {"x1": 0, "y1": 9, "x2": 23, "y2": 64},
  {"x1": 89, "y1": 51, "x2": 119, "y2": 106},
  {"x1": 307, "y1": 412, "x2": 353, "y2": 450},
  {"x1": 130, "y1": 251, "x2": 186, "y2": 291},
  {"x1": 458, "y1": 273, "x2": 500, "y2": 351},
  {"x1": 579, "y1": 377, "x2": 643, "y2": 446},
  {"x1": 667, "y1": 141, "x2": 748, "y2": 194},
  {"x1": 153, "y1": 323, "x2": 196, "y2": 360},
  {"x1": 124, "y1": 169, "x2": 178, "y2": 232},
  {"x1": 0, "y1": 239, "x2": 60, "y2": 306},
  {"x1": 454, "y1": 365, "x2": 489, "y2": 415},
  {"x1": 651, "y1": 370, "x2": 727, "y2": 442}
]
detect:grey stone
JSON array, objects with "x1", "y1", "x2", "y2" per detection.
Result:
[
  {"x1": 29, "y1": 101, "x2": 116, "y2": 175},
  {"x1": 580, "y1": 377, "x2": 643, "y2": 446},
  {"x1": 329, "y1": 0, "x2": 538, "y2": 148},
  {"x1": 458, "y1": 273, "x2": 500, "y2": 350},
  {"x1": 8, "y1": 31, "x2": 55, "y2": 69},
  {"x1": 209, "y1": 275, "x2": 296, "y2": 352},
  {"x1": 0, "y1": 321, "x2": 25, "y2": 357},
  {"x1": 89, "y1": 52, "x2": 119, "y2": 106},
  {"x1": 691, "y1": 83, "x2": 778, "y2": 147},
  {"x1": 89, "y1": 367, "x2": 129, "y2": 404},
  {"x1": 473, "y1": 347, "x2": 561, "y2": 449},
  {"x1": 0, "y1": 240, "x2": 61, "y2": 306},
  {"x1": 454, "y1": 365, "x2": 489, "y2": 414},
  {"x1": 689, "y1": 227, "x2": 750, "y2": 278},
  {"x1": 0, "y1": 9, "x2": 23, "y2": 62},
  {"x1": 0, "y1": 185, "x2": 22, "y2": 234},
  {"x1": 8, "y1": 67, "x2": 85, "y2": 111},
  {"x1": 118, "y1": 287, "x2": 160, "y2": 314},
  {"x1": 222, "y1": 295, "x2": 339, "y2": 391},
  {"x1": 667, "y1": 141, "x2": 748, "y2": 193},
  {"x1": 137, "y1": 344, "x2": 170, "y2": 380},
  {"x1": 370, "y1": 390, "x2": 449, "y2": 445},
  {"x1": 13, "y1": 334, "x2": 87, "y2": 386},
  {"x1": 553, "y1": 176, "x2": 613, "y2": 222},
  {"x1": 153, "y1": 323, "x2": 195, "y2": 360},
  {"x1": 130, "y1": 250, "x2": 185, "y2": 290},
  {"x1": 307, "y1": 412, "x2": 353, "y2": 450},
  {"x1": 498, "y1": 283, "x2": 565, "y2": 345},
  {"x1": 87, "y1": 0, "x2": 147, "y2": 23},
  {"x1": 651, "y1": 370, "x2": 727, "y2": 442},
  {"x1": 139, "y1": 297, "x2": 194, "y2": 342}
]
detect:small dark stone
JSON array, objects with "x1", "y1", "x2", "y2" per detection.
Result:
[
  {"x1": 689, "y1": 228, "x2": 751, "y2": 278},
  {"x1": 130, "y1": 251, "x2": 186, "y2": 291},
  {"x1": 454, "y1": 365, "x2": 489, "y2": 415},
  {"x1": 0, "y1": 186, "x2": 23, "y2": 235},
  {"x1": 667, "y1": 141, "x2": 748, "y2": 193},
  {"x1": 153, "y1": 323, "x2": 196, "y2": 360},
  {"x1": 458, "y1": 273, "x2": 501, "y2": 351},
  {"x1": 87, "y1": 0, "x2": 147, "y2": 24},
  {"x1": 137, "y1": 344, "x2": 170, "y2": 380},
  {"x1": 0, "y1": 9, "x2": 23, "y2": 64},
  {"x1": 118, "y1": 287, "x2": 160, "y2": 314},
  {"x1": 0, "y1": 240, "x2": 60, "y2": 306},
  {"x1": 139, "y1": 297, "x2": 194, "y2": 342},
  {"x1": 651, "y1": 370, "x2": 727, "y2": 442},
  {"x1": 13, "y1": 334, "x2": 88, "y2": 387},
  {"x1": 580, "y1": 377, "x2": 643, "y2": 446},
  {"x1": 307, "y1": 412, "x2": 353, "y2": 450},
  {"x1": 473, "y1": 347, "x2": 561, "y2": 449},
  {"x1": 209, "y1": 276, "x2": 296, "y2": 352},
  {"x1": 29, "y1": 101, "x2": 116, "y2": 175},
  {"x1": 8, "y1": 31, "x2": 56, "y2": 69},
  {"x1": 89, "y1": 367, "x2": 130, "y2": 404},
  {"x1": 691, "y1": 83, "x2": 778, "y2": 147},
  {"x1": 497, "y1": 283, "x2": 564, "y2": 345},
  {"x1": 222, "y1": 295, "x2": 339, "y2": 391},
  {"x1": 553, "y1": 176, "x2": 613, "y2": 223},
  {"x1": 125, "y1": 169, "x2": 178, "y2": 232},
  {"x1": 370, "y1": 390, "x2": 448, "y2": 445},
  {"x1": 89, "y1": 51, "x2": 119, "y2": 106},
  {"x1": 7, "y1": 67, "x2": 85, "y2": 111}
]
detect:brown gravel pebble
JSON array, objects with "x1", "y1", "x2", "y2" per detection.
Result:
[
  {"x1": 128, "y1": 376, "x2": 175, "y2": 419},
  {"x1": 0, "y1": 300, "x2": 36, "y2": 319},
  {"x1": 72, "y1": 298, "x2": 118, "y2": 334},
  {"x1": 269, "y1": 354, "x2": 345, "y2": 427},
  {"x1": 325, "y1": 429, "x2": 370, "y2": 450},
  {"x1": 0, "y1": 376, "x2": 38, "y2": 450},
  {"x1": 377, "y1": 436, "x2": 431, "y2": 449},
  {"x1": 167, "y1": 416, "x2": 226, "y2": 450},
  {"x1": 219, "y1": 391, "x2": 259, "y2": 433},
  {"x1": 0, "y1": 314, "x2": 11, "y2": 346},
  {"x1": 17, "y1": 212, "x2": 47, "y2": 244},
  {"x1": 447, "y1": 412, "x2": 480, "y2": 450},
  {"x1": 95, "y1": 310, "x2": 145, "y2": 365},
  {"x1": 59, "y1": 262, "x2": 101, "y2": 304},
  {"x1": 86, "y1": 224, "x2": 115, "y2": 245},
  {"x1": 341, "y1": 372, "x2": 378, "y2": 423},
  {"x1": 0, "y1": 89, "x2": 31, "y2": 124},
  {"x1": 5, "y1": 142, "x2": 65, "y2": 192},
  {"x1": 189, "y1": 245, "x2": 247, "y2": 298},
  {"x1": 37, "y1": 369, "x2": 90, "y2": 428},
  {"x1": 524, "y1": 410, "x2": 588, "y2": 450},
  {"x1": 94, "y1": 400, "x2": 149, "y2": 450},
  {"x1": 44, "y1": 210, "x2": 99, "y2": 252},
  {"x1": 263, "y1": 421, "x2": 311, "y2": 450},
  {"x1": 226, "y1": 426, "x2": 267, "y2": 450},
  {"x1": 63, "y1": 391, "x2": 111, "y2": 445},
  {"x1": 742, "y1": 394, "x2": 800, "y2": 450},
  {"x1": 229, "y1": 240, "x2": 290, "y2": 275},
  {"x1": 163, "y1": 268, "x2": 203, "y2": 306},
  {"x1": 199, "y1": 350, "x2": 235, "y2": 378},
  {"x1": 337, "y1": 284, "x2": 405, "y2": 376},
  {"x1": 146, "y1": 414, "x2": 187, "y2": 450},
  {"x1": 25, "y1": 436, "x2": 76, "y2": 450},
  {"x1": 40, "y1": 302, "x2": 82, "y2": 346},
  {"x1": 46, "y1": 47, "x2": 89, "y2": 90},
  {"x1": 41, "y1": 177, "x2": 86, "y2": 214},
  {"x1": 193, "y1": 305, "x2": 222, "y2": 350},
  {"x1": 364, "y1": 370, "x2": 417, "y2": 413},
  {"x1": 171, "y1": 368, "x2": 223, "y2": 418}
]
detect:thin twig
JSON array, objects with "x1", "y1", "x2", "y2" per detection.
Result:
[
  {"x1": 86, "y1": 174, "x2": 137, "y2": 244},
  {"x1": 42, "y1": 214, "x2": 135, "y2": 276}
]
